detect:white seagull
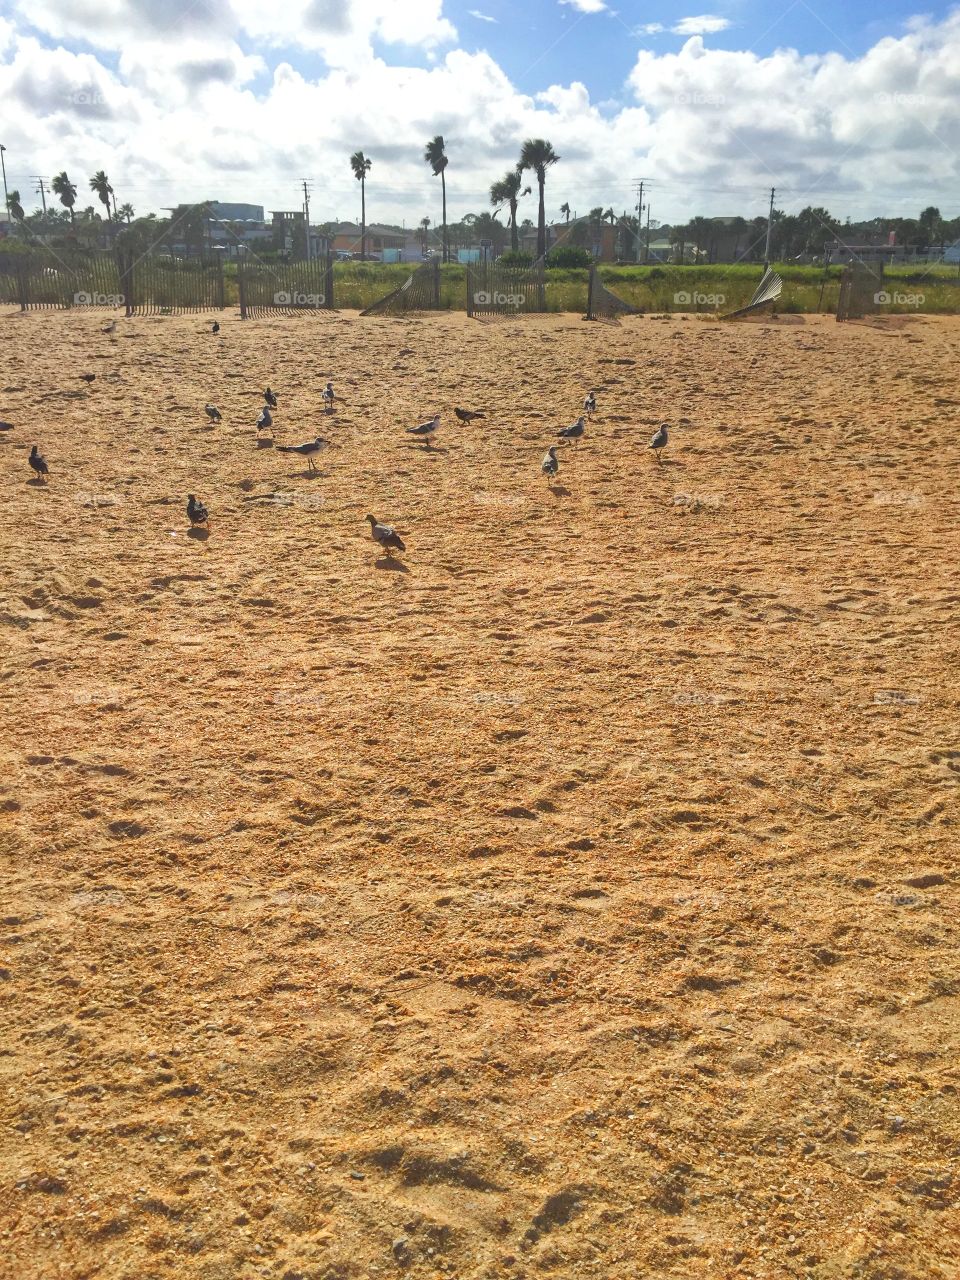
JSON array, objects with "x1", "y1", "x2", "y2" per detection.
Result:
[
  {"x1": 649, "y1": 423, "x2": 669, "y2": 461},
  {"x1": 407, "y1": 413, "x2": 440, "y2": 445},
  {"x1": 542, "y1": 446, "x2": 560, "y2": 480}
]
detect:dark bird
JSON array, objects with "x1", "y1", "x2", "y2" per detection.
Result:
[
  {"x1": 29, "y1": 445, "x2": 49, "y2": 480},
  {"x1": 0, "y1": 421, "x2": 14, "y2": 432},
  {"x1": 407, "y1": 413, "x2": 440, "y2": 444},
  {"x1": 204, "y1": 404, "x2": 222, "y2": 423},
  {"x1": 649, "y1": 422, "x2": 669, "y2": 461},
  {"x1": 264, "y1": 387, "x2": 278, "y2": 408},
  {"x1": 321, "y1": 381, "x2": 335, "y2": 412},
  {"x1": 542, "y1": 446, "x2": 560, "y2": 480},
  {"x1": 583, "y1": 392, "x2": 596, "y2": 415},
  {"x1": 275, "y1": 437, "x2": 330, "y2": 472},
  {"x1": 366, "y1": 514, "x2": 405, "y2": 555},
  {"x1": 79, "y1": 373, "x2": 96, "y2": 384},
  {"x1": 454, "y1": 407, "x2": 485, "y2": 423},
  {"x1": 558, "y1": 415, "x2": 585, "y2": 444},
  {"x1": 212, "y1": 321, "x2": 220, "y2": 334},
  {"x1": 186, "y1": 495, "x2": 209, "y2": 526},
  {"x1": 256, "y1": 406, "x2": 273, "y2": 434},
  {"x1": 103, "y1": 319, "x2": 117, "y2": 335}
]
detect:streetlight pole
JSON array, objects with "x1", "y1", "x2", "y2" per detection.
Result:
[{"x1": 0, "y1": 146, "x2": 9, "y2": 225}]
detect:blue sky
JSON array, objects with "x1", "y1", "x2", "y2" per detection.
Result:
[{"x1": 0, "y1": 0, "x2": 958, "y2": 225}]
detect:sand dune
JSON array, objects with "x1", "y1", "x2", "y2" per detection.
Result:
[{"x1": 1, "y1": 307, "x2": 958, "y2": 1279}]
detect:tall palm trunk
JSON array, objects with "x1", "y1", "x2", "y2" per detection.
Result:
[
  {"x1": 441, "y1": 169, "x2": 447, "y2": 263},
  {"x1": 537, "y1": 176, "x2": 545, "y2": 260},
  {"x1": 510, "y1": 198, "x2": 518, "y2": 252},
  {"x1": 360, "y1": 177, "x2": 366, "y2": 260}
]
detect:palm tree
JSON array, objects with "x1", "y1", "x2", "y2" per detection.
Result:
[
  {"x1": 350, "y1": 151, "x2": 372, "y2": 259},
  {"x1": 423, "y1": 135, "x2": 448, "y2": 263},
  {"x1": 118, "y1": 202, "x2": 135, "y2": 224},
  {"x1": 90, "y1": 170, "x2": 114, "y2": 221},
  {"x1": 490, "y1": 169, "x2": 531, "y2": 253},
  {"x1": 419, "y1": 216, "x2": 430, "y2": 254},
  {"x1": 519, "y1": 139, "x2": 560, "y2": 260},
  {"x1": 5, "y1": 190, "x2": 24, "y2": 223},
  {"x1": 560, "y1": 202, "x2": 571, "y2": 223},
  {"x1": 52, "y1": 171, "x2": 78, "y2": 225}
]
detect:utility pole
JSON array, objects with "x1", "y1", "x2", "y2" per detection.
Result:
[
  {"x1": 34, "y1": 177, "x2": 47, "y2": 216},
  {"x1": 301, "y1": 179, "x2": 313, "y2": 261},
  {"x1": 632, "y1": 179, "x2": 646, "y2": 264},
  {"x1": 645, "y1": 205, "x2": 652, "y2": 263},
  {"x1": 763, "y1": 186, "x2": 776, "y2": 267}
]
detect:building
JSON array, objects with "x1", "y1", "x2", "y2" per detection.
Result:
[
  {"x1": 519, "y1": 216, "x2": 619, "y2": 262},
  {"x1": 270, "y1": 211, "x2": 329, "y2": 261},
  {"x1": 209, "y1": 202, "x2": 264, "y2": 223},
  {"x1": 329, "y1": 222, "x2": 407, "y2": 260}
]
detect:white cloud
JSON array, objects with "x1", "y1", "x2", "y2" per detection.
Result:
[
  {"x1": 468, "y1": 9, "x2": 497, "y2": 20},
  {"x1": 637, "y1": 23, "x2": 664, "y2": 35},
  {"x1": 559, "y1": 0, "x2": 608, "y2": 13},
  {"x1": 672, "y1": 15, "x2": 732, "y2": 36}
]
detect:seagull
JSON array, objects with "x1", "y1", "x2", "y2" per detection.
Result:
[
  {"x1": 454, "y1": 407, "x2": 485, "y2": 423},
  {"x1": 0, "y1": 421, "x2": 14, "y2": 432},
  {"x1": 649, "y1": 423, "x2": 669, "y2": 462},
  {"x1": 275, "y1": 437, "x2": 330, "y2": 472},
  {"x1": 558, "y1": 415, "x2": 585, "y2": 444},
  {"x1": 256, "y1": 406, "x2": 273, "y2": 434},
  {"x1": 366, "y1": 514, "x2": 405, "y2": 555},
  {"x1": 542, "y1": 446, "x2": 560, "y2": 480},
  {"x1": 583, "y1": 392, "x2": 597, "y2": 415},
  {"x1": 29, "y1": 445, "x2": 49, "y2": 481},
  {"x1": 103, "y1": 320, "x2": 117, "y2": 335},
  {"x1": 212, "y1": 321, "x2": 220, "y2": 334},
  {"x1": 186, "y1": 495, "x2": 208, "y2": 526},
  {"x1": 204, "y1": 404, "x2": 222, "y2": 423},
  {"x1": 264, "y1": 387, "x2": 278, "y2": 409},
  {"x1": 321, "y1": 381, "x2": 335, "y2": 412},
  {"x1": 407, "y1": 413, "x2": 440, "y2": 445},
  {"x1": 79, "y1": 373, "x2": 96, "y2": 384}
]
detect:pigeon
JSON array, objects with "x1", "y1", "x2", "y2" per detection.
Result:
[
  {"x1": 204, "y1": 404, "x2": 222, "y2": 423},
  {"x1": 407, "y1": 413, "x2": 440, "y2": 444},
  {"x1": 542, "y1": 446, "x2": 560, "y2": 480},
  {"x1": 321, "y1": 381, "x2": 335, "y2": 412},
  {"x1": 79, "y1": 373, "x2": 96, "y2": 384},
  {"x1": 29, "y1": 445, "x2": 49, "y2": 480},
  {"x1": 212, "y1": 321, "x2": 220, "y2": 334},
  {"x1": 454, "y1": 407, "x2": 485, "y2": 423},
  {"x1": 583, "y1": 392, "x2": 596, "y2": 415},
  {"x1": 0, "y1": 421, "x2": 14, "y2": 432},
  {"x1": 186, "y1": 495, "x2": 209, "y2": 526},
  {"x1": 275, "y1": 437, "x2": 330, "y2": 472},
  {"x1": 264, "y1": 387, "x2": 278, "y2": 409},
  {"x1": 649, "y1": 422, "x2": 669, "y2": 461},
  {"x1": 558, "y1": 415, "x2": 585, "y2": 444},
  {"x1": 256, "y1": 406, "x2": 273, "y2": 434},
  {"x1": 366, "y1": 514, "x2": 405, "y2": 555},
  {"x1": 103, "y1": 320, "x2": 117, "y2": 335}
]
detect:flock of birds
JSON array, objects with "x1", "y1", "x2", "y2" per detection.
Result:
[{"x1": 12, "y1": 317, "x2": 672, "y2": 560}]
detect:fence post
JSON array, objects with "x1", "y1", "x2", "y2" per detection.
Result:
[
  {"x1": 433, "y1": 258, "x2": 441, "y2": 309},
  {"x1": 238, "y1": 252, "x2": 247, "y2": 320},
  {"x1": 16, "y1": 259, "x2": 29, "y2": 312},
  {"x1": 325, "y1": 250, "x2": 334, "y2": 310},
  {"x1": 537, "y1": 258, "x2": 546, "y2": 312},
  {"x1": 216, "y1": 254, "x2": 225, "y2": 310},
  {"x1": 466, "y1": 266, "x2": 473, "y2": 317},
  {"x1": 586, "y1": 264, "x2": 595, "y2": 320}
]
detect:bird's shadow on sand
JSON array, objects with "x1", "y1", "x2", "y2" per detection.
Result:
[
  {"x1": 548, "y1": 483, "x2": 571, "y2": 496},
  {"x1": 655, "y1": 458, "x2": 683, "y2": 467},
  {"x1": 288, "y1": 468, "x2": 324, "y2": 480},
  {"x1": 256, "y1": 438, "x2": 275, "y2": 450},
  {"x1": 375, "y1": 556, "x2": 409, "y2": 573},
  {"x1": 26, "y1": 476, "x2": 48, "y2": 486},
  {"x1": 403, "y1": 442, "x2": 448, "y2": 454},
  {"x1": 187, "y1": 527, "x2": 210, "y2": 542}
]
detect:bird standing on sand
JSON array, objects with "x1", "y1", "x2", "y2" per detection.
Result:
[
  {"x1": 542, "y1": 446, "x2": 560, "y2": 480},
  {"x1": 321, "y1": 381, "x2": 335, "y2": 412},
  {"x1": 275, "y1": 437, "x2": 329, "y2": 472},
  {"x1": 103, "y1": 320, "x2": 117, "y2": 335},
  {"x1": 366, "y1": 514, "x2": 405, "y2": 555},
  {"x1": 558, "y1": 415, "x2": 585, "y2": 444},
  {"x1": 454, "y1": 407, "x2": 485, "y2": 423},
  {"x1": 408, "y1": 414, "x2": 440, "y2": 445},
  {"x1": 187, "y1": 495, "x2": 209, "y2": 527},
  {"x1": 79, "y1": 373, "x2": 96, "y2": 384},
  {"x1": 264, "y1": 387, "x2": 278, "y2": 409},
  {"x1": 29, "y1": 446, "x2": 49, "y2": 481},
  {"x1": 212, "y1": 321, "x2": 220, "y2": 334},
  {"x1": 649, "y1": 423, "x2": 669, "y2": 462},
  {"x1": 583, "y1": 392, "x2": 596, "y2": 415},
  {"x1": 256, "y1": 406, "x2": 273, "y2": 435},
  {"x1": 204, "y1": 404, "x2": 222, "y2": 423}
]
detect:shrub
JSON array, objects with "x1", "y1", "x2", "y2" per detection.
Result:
[
  {"x1": 546, "y1": 245, "x2": 591, "y2": 269},
  {"x1": 498, "y1": 250, "x2": 533, "y2": 268}
]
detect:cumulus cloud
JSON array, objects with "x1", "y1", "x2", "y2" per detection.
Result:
[
  {"x1": 672, "y1": 15, "x2": 731, "y2": 35},
  {"x1": 559, "y1": 0, "x2": 608, "y2": 13}
]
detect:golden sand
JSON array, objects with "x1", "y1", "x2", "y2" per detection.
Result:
[{"x1": 1, "y1": 307, "x2": 957, "y2": 1279}]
